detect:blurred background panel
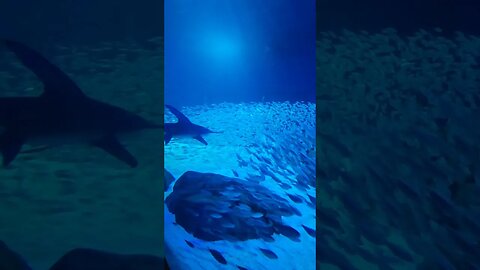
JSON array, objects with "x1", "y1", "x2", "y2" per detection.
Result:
[
  {"x1": 0, "y1": 1, "x2": 164, "y2": 269},
  {"x1": 316, "y1": 0, "x2": 480, "y2": 269}
]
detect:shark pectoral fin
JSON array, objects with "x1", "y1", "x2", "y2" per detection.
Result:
[
  {"x1": 0, "y1": 131, "x2": 24, "y2": 167},
  {"x1": 92, "y1": 135, "x2": 138, "y2": 168},
  {"x1": 193, "y1": 135, "x2": 208, "y2": 145},
  {"x1": 165, "y1": 133, "x2": 173, "y2": 145}
]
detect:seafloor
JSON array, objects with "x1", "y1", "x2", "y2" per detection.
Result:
[
  {"x1": 317, "y1": 29, "x2": 480, "y2": 269},
  {"x1": 0, "y1": 38, "x2": 164, "y2": 269},
  {"x1": 164, "y1": 102, "x2": 316, "y2": 270}
]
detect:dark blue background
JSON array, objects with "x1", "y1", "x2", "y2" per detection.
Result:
[
  {"x1": 317, "y1": 0, "x2": 480, "y2": 36},
  {"x1": 0, "y1": 0, "x2": 163, "y2": 45},
  {"x1": 165, "y1": 0, "x2": 316, "y2": 107}
]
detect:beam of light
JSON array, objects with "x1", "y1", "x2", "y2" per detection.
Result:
[
  {"x1": 165, "y1": 0, "x2": 315, "y2": 106},
  {"x1": 198, "y1": 32, "x2": 244, "y2": 68}
]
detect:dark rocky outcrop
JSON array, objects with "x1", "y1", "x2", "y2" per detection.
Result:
[
  {"x1": 165, "y1": 171, "x2": 300, "y2": 242},
  {"x1": 164, "y1": 169, "x2": 175, "y2": 191}
]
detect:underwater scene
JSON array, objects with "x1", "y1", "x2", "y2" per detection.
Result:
[
  {"x1": 164, "y1": 1, "x2": 316, "y2": 270},
  {"x1": 0, "y1": 1, "x2": 165, "y2": 269},
  {"x1": 316, "y1": 28, "x2": 480, "y2": 269},
  {"x1": 0, "y1": 39, "x2": 165, "y2": 269}
]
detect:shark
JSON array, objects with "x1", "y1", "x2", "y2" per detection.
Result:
[
  {"x1": 0, "y1": 39, "x2": 162, "y2": 168},
  {"x1": 164, "y1": 105, "x2": 222, "y2": 145}
]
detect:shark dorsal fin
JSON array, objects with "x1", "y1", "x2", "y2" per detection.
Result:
[
  {"x1": 3, "y1": 40, "x2": 86, "y2": 100},
  {"x1": 165, "y1": 105, "x2": 191, "y2": 123}
]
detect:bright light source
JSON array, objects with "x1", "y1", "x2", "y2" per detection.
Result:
[{"x1": 200, "y1": 33, "x2": 242, "y2": 66}]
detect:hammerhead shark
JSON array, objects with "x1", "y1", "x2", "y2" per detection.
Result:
[
  {"x1": 164, "y1": 105, "x2": 222, "y2": 145},
  {"x1": 0, "y1": 40, "x2": 162, "y2": 168}
]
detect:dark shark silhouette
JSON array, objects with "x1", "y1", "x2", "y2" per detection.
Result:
[
  {"x1": 0, "y1": 40, "x2": 162, "y2": 168},
  {"x1": 164, "y1": 105, "x2": 222, "y2": 145}
]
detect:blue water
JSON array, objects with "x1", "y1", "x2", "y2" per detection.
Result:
[
  {"x1": 165, "y1": 0, "x2": 316, "y2": 106},
  {"x1": 164, "y1": 0, "x2": 316, "y2": 269}
]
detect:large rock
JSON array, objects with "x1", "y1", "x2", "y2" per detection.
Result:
[
  {"x1": 50, "y1": 248, "x2": 165, "y2": 270},
  {"x1": 165, "y1": 171, "x2": 301, "y2": 242},
  {"x1": 0, "y1": 241, "x2": 31, "y2": 270},
  {"x1": 164, "y1": 169, "x2": 175, "y2": 191}
]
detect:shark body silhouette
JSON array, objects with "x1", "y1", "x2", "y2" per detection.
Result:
[
  {"x1": 164, "y1": 105, "x2": 222, "y2": 145},
  {"x1": 0, "y1": 40, "x2": 161, "y2": 168}
]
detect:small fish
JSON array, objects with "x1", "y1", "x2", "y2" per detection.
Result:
[
  {"x1": 385, "y1": 241, "x2": 413, "y2": 262},
  {"x1": 357, "y1": 220, "x2": 388, "y2": 245},
  {"x1": 317, "y1": 206, "x2": 343, "y2": 232},
  {"x1": 209, "y1": 249, "x2": 227, "y2": 264},
  {"x1": 236, "y1": 154, "x2": 248, "y2": 167},
  {"x1": 184, "y1": 240, "x2": 194, "y2": 248},
  {"x1": 277, "y1": 224, "x2": 300, "y2": 241},
  {"x1": 286, "y1": 193, "x2": 303, "y2": 203},
  {"x1": 251, "y1": 212, "x2": 264, "y2": 218},
  {"x1": 235, "y1": 204, "x2": 252, "y2": 212},
  {"x1": 302, "y1": 225, "x2": 316, "y2": 238},
  {"x1": 237, "y1": 266, "x2": 249, "y2": 270},
  {"x1": 221, "y1": 222, "x2": 236, "y2": 228},
  {"x1": 187, "y1": 191, "x2": 214, "y2": 204},
  {"x1": 317, "y1": 132, "x2": 352, "y2": 157},
  {"x1": 259, "y1": 248, "x2": 278, "y2": 259},
  {"x1": 262, "y1": 235, "x2": 275, "y2": 242},
  {"x1": 220, "y1": 190, "x2": 242, "y2": 198},
  {"x1": 210, "y1": 213, "x2": 223, "y2": 219},
  {"x1": 232, "y1": 169, "x2": 239, "y2": 177},
  {"x1": 308, "y1": 194, "x2": 316, "y2": 204},
  {"x1": 247, "y1": 174, "x2": 265, "y2": 183},
  {"x1": 280, "y1": 183, "x2": 292, "y2": 190}
]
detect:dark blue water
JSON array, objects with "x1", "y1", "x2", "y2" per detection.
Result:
[
  {"x1": 165, "y1": 0, "x2": 316, "y2": 106},
  {"x1": 0, "y1": 0, "x2": 163, "y2": 45},
  {"x1": 318, "y1": 0, "x2": 480, "y2": 36}
]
